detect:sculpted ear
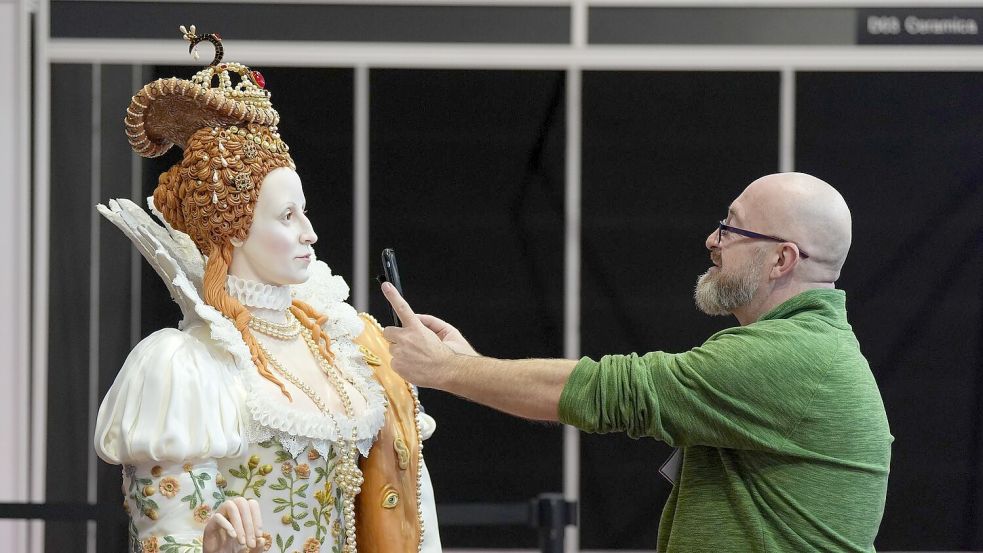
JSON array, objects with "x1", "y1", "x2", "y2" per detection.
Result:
[{"x1": 230, "y1": 236, "x2": 245, "y2": 248}]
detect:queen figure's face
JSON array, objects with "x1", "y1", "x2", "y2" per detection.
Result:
[{"x1": 228, "y1": 167, "x2": 318, "y2": 286}]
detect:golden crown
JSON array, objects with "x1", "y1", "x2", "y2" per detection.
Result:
[
  {"x1": 124, "y1": 25, "x2": 281, "y2": 158},
  {"x1": 180, "y1": 24, "x2": 272, "y2": 110}
]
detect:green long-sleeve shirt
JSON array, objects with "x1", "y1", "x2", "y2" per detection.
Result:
[{"x1": 559, "y1": 289, "x2": 892, "y2": 552}]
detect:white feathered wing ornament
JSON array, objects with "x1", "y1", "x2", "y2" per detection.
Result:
[{"x1": 96, "y1": 197, "x2": 207, "y2": 329}]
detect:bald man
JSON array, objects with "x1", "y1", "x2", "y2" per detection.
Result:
[{"x1": 382, "y1": 173, "x2": 892, "y2": 552}]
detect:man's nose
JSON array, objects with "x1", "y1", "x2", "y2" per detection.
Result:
[{"x1": 705, "y1": 229, "x2": 718, "y2": 251}]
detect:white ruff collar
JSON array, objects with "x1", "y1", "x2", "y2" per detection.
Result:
[{"x1": 226, "y1": 274, "x2": 292, "y2": 311}]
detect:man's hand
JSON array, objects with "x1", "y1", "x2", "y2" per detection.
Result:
[
  {"x1": 203, "y1": 497, "x2": 266, "y2": 553},
  {"x1": 381, "y1": 282, "x2": 457, "y2": 389},
  {"x1": 418, "y1": 314, "x2": 479, "y2": 356}
]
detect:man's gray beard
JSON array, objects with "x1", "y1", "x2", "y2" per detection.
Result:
[{"x1": 694, "y1": 252, "x2": 764, "y2": 316}]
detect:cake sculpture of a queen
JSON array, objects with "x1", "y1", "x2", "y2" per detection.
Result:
[{"x1": 95, "y1": 26, "x2": 441, "y2": 553}]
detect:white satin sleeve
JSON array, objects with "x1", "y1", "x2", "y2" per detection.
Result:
[
  {"x1": 94, "y1": 327, "x2": 247, "y2": 465},
  {"x1": 417, "y1": 410, "x2": 442, "y2": 552},
  {"x1": 419, "y1": 457, "x2": 442, "y2": 552}
]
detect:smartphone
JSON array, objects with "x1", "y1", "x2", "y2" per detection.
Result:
[{"x1": 380, "y1": 248, "x2": 404, "y2": 327}]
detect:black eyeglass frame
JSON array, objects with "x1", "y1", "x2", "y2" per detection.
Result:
[{"x1": 716, "y1": 221, "x2": 810, "y2": 259}]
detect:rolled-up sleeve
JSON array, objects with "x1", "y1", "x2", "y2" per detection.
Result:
[{"x1": 557, "y1": 325, "x2": 826, "y2": 450}]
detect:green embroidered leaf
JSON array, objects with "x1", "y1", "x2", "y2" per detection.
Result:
[
  {"x1": 296, "y1": 484, "x2": 309, "y2": 495},
  {"x1": 198, "y1": 473, "x2": 211, "y2": 481},
  {"x1": 291, "y1": 520, "x2": 300, "y2": 532},
  {"x1": 180, "y1": 493, "x2": 199, "y2": 509},
  {"x1": 269, "y1": 482, "x2": 287, "y2": 491},
  {"x1": 272, "y1": 498, "x2": 288, "y2": 504},
  {"x1": 164, "y1": 536, "x2": 178, "y2": 544},
  {"x1": 276, "y1": 534, "x2": 284, "y2": 548},
  {"x1": 304, "y1": 520, "x2": 317, "y2": 527},
  {"x1": 294, "y1": 508, "x2": 309, "y2": 518},
  {"x1": 228, "y1": 467, "x2": 247, "y2": 479},
  {"x1": 223, "y1": 490, "x2": 240, "y2": 497},
  {"x1": 284, "y1": 535, "x2": 294, "y2": 548},
  {"x1": 275, "y1": 451, "x2": 292, "y2": 463},
  {"x1": 273, "y1": 504, "x2": 288, "y2": 513},
  {"x1": 254, "y1": 479, "x2": 267, "y2": 489},
  {"x1": 212, "y1": 491, "x2": 225, "y2": 501},
  {"x1": 259, "y1": 439, "x2": 276, "y2": 448}
]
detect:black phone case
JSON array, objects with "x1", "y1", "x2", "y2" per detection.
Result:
[{"x1": 381, "y1": 248, "x2": 403, "y2": 327}]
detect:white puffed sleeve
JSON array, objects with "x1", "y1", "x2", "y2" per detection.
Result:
[
  {"x1": 95, "y1": 327, "x2": 247, "y2": 465},
  {"x1": 96, "y1": 328, "x2": 249, "y2": 550}
]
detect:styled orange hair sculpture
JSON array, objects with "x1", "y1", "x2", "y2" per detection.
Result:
[{"x1": 153, "y1": 124, "x2": 335, "y2": 399}]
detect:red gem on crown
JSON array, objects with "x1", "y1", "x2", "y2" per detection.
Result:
[{"x1": 251, "y1": 70, "x2": 266, "y2": 89}]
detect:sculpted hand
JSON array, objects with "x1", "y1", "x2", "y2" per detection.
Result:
[
  {"x1": 381, "y1": 282, "x2": 456, "y2": 389},
  {"x1": 203, "y1": 497, "x2": 266, "y2": 553},
  {"x1": 418, "y1": 314, "x2": 479, "y2": 356}
]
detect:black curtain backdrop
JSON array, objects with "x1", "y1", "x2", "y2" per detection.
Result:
[
  {"x1": 42, "y1": 66, "x2": 982, "y2": 551},
  {"x1": 796, "y1": 71, "x2": 983, "y2": 550}
]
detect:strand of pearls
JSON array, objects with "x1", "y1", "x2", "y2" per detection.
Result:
[
  {"x1": 410, "y1": 384, "x2": 425, "y2": 552},
  {"x1": 251, "y1": 320, "x2": 363, "y2": 553},
  {"x1": 362, "y1": 314, "x2": 426, "y2": 550},
  {"x1": 248, "y1": 311, "x2": 302, "y2": 340},
  {"x1": 301, "y1": 326, "x2": 364, "y2": 553}
]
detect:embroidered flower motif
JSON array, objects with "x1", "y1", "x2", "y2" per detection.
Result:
[
  {"x1": 193, "y1": 504, "x2": 211, "y2": 524},
  {"x1": 261, "y1": 531, "x2": 272, "y2": 551},
  {"x1": 158, "y1": 477, "x2": 180, "y2": 498},
  {"x1": 331, "y1": 519, "x2": 341, "y2": 538},
  {"x1": 303, "y1": 536, "x2": 321, "y2": 553},
  {"x1": 141, "y1": 536, "x2": 159, "y2": 553},
  {"x1": 295, "y1": 464, "x2": 310, "y2": 479},
  {"x1": 281, "y1": 462, "x2": 293, "y2": 475},
  {"x1": 182, "y1": 463, "x2": 193, "y2": 472},
  {"x1": 308, "y1": 450, "x2": 320, "y2": 461}
]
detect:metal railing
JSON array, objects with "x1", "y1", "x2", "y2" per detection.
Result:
[{"x1": 0, "y1": 493, "x2": 578, "y2": 553}]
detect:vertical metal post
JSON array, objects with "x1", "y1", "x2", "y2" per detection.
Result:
[
  {"x1": 30, "y1": 1, "x2": 52, "y2": 550},
  {"x1": 779, "y1": 67, "x2": 795, "y2": 173},
  {"x1": 353, "y1": 65, "x2": 370, "y2": 312},
  {"x1": 87, "y1": 62, "x2": 102, "y2": 553}
]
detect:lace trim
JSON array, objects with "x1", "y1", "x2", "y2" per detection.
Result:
[
  {"x1": 172, "y1": 260, "x2": 385, "y2": 459},
  {"x1": 226, "y1": 274, "x2": 293, "y2": 311}
]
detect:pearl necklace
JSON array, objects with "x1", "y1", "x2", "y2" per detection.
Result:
[
  {"x1": 252, "y1": 323, "x2": 364, "y2": 553},
  {"x1": 248, "y1": 311, "x2": 302, "y2": 340}
]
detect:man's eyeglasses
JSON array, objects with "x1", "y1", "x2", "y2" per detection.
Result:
[{"x1": 716, "y1": 221, "x2": 810, "y2": 259}]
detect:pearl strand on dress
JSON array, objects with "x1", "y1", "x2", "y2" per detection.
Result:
[{"x1": 250, "y1": 320, "x2": 363, "y2": 553}]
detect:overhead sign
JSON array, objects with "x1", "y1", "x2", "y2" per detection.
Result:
[{"x1": 858, "y1": 8, "x2": 983, "y2": 44}]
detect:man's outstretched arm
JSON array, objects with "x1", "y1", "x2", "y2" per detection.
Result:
[{"x1": 381, "y1": 282, "x2": 576, "y2": 421}]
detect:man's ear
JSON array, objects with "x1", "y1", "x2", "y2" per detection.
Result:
[
  {"x1": 230, "y1": 237, "x2": 244, "y2": 248},
  {"x1": 770, "y1": 244, "x2": 800, "y2": 279}
]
